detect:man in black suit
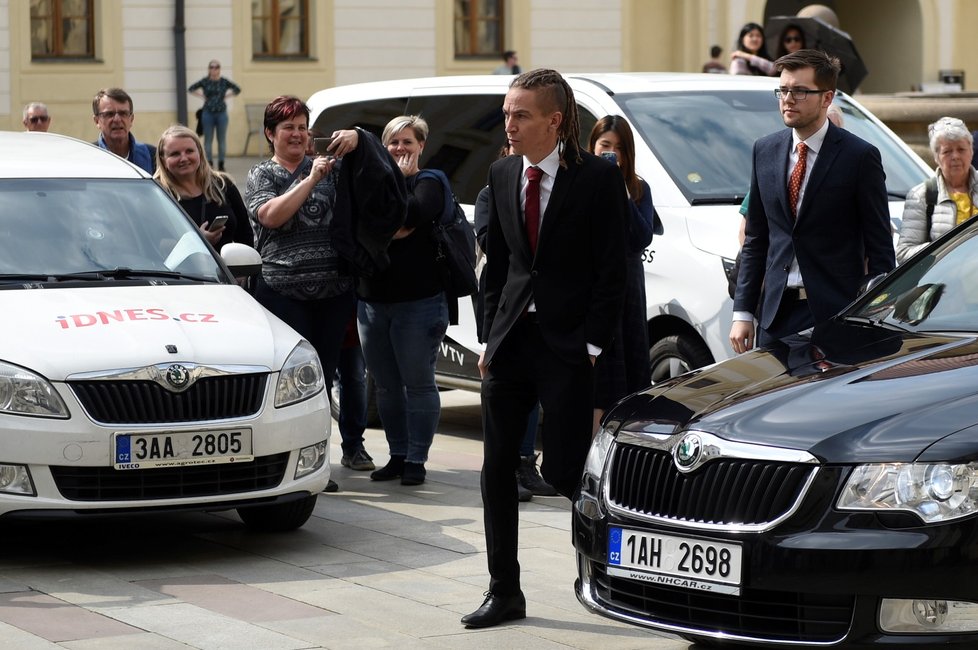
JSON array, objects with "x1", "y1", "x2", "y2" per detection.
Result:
[
  {"x1": 460, "y1": 69, "x2": 628, "y2": 628},
  {"x1": 731, "y1": 49, "x2": 894, "y2": 353}
]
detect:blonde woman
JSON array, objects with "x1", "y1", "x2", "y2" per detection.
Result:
[{"x1": 154, "y1": 125, "x2": 252, "y2": 250}]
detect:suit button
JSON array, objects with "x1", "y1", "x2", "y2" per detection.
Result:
[
  {"x1": 531, "y1": 270, "x2": 538, "y2": 277},
  {"x1": 782, "y1": 265, "x2": 790, "y2": 272}
]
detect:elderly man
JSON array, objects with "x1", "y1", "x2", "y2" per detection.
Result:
[
  {"x1": 92, "y1": 88, "x2": 156, "y2": 174},
  {"x1": 23, "y1": 102, "x2": 51, "y2": 132}
]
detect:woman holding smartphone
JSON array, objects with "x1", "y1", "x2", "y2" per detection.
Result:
[
  {"x1": 154, "y1": 125, "x2": 253, "y2": 251},
  {"x1": 588, "y1": 115, "x2": 655, "y2": 430}
]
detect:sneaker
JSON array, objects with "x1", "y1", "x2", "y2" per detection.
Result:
[
  {"x1": 517, "y1": 479, "x2": 533, "y2": 502},
  {"x1": 401, "y1": 462, "x2": 426, "y2": 486},
  {"x1": 341, "y1": 448, "x2": 375, "y2": 471},
  {"x1": 323, "y1": 479, "x2": 339, "y2": 493},
  {"x1": 517, "y1": 453, "x2": 558, "y2": 496},
  {"x1": 370, "y1": 455, "x2": 405, "y2": 481}
]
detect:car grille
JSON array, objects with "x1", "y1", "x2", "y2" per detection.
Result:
[
  {"x1": 50, "y1": 453, "x2": 289, "y2": 501},
  {"x1": 608, "y1": 443, "x2": 815, "y2": 527},
  {"x1": 70, "y1": 374, "x2": 267, "y2": 424},
  {"x1": 592, "y1": 562, "x2": 852, "y2": 643}
]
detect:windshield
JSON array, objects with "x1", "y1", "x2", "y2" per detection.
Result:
[
  {"x1": 617, "y1": 90, "x2": 929, "y2": 204},
  {"x1": 0, "y1": 179, "x2": 224, "y2": 282},
  {"x1": 848, "y1": 222, "x2": 978, "y2": 333}
]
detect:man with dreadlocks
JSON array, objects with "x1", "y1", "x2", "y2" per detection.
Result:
[{"x1": 462, "y1": 69, "x2": 628, "y2": 628}]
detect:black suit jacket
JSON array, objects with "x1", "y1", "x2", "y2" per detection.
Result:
[
  {"x1": 482, "y1": 149, "x2": 628, "y2": 365},
  {"x1": 734, "y1": 122, "x2": 895, "y2": 329}
]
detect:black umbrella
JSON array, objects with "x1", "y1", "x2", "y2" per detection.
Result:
[{"x1": 765, "y1": 15, "x2": 868, "y2": 94}]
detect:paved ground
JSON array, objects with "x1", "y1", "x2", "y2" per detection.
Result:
[{"x1": 0, "y1": 388, "x2": 689, "y2": 649}]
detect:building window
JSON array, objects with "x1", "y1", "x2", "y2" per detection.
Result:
[
  {"x1": 252, "y1": 0, "x2": 310, "y2": 59},
  {"x1": 454, "y1": 0, "x2": 503, "y2": 57},
  {"x1": 31, "y1": 0, "x2": 95, "y2": 59}
]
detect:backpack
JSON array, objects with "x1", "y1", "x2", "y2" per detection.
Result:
[
  {"x1": 924, "y1": 176, "x2": 938, "y2": 235},
  {"x1": 416, "y1": 169, "x2": 479, "y2": 299}
]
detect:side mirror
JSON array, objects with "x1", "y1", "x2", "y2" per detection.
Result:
[{"x1": 221, "y1": 243, "x2": 262, "y2": 279}]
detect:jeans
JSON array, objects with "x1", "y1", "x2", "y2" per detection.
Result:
[
  {"x1": 518, "y1": 403, "x2": 540, "y2": 456},
  {"x1": 336, "y1": 343, "x2": 368, "y2": 457},
  {"x1": 357, "y1": 293, "x2": 448, "y2": 464},
  {"x1": 200, "y1": 109, "x2": 229, "y2": 164}
]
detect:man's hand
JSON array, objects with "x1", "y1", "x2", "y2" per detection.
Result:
[
  {"x1": 730, "y1": 320, "x2": 756, "y2": 354},
  {"x1": 478, "y1": 351, "x2": 488, "y2": 379}
]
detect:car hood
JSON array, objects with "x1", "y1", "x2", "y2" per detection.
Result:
[
  {"x1": 613, "y1": 320, "x2": 978, "y2": 463},
  {"x1": 1, "y1": 285, "x2": 302, "y2": 380}
]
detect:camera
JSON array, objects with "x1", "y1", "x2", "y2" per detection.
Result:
[{"x1": 600, "y1": 151, "x2": 618, "y2": 163}]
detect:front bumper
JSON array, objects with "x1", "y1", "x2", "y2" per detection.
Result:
[{"x1": 573, "y1": 488, "x2": 978, "y2": 647}]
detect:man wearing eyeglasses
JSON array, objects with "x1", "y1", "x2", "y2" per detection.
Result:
[
  {"x1": 23, "y1": 103, "x2": 51, "y2": 132},
  {"x1": 730, "y1": 49, "x2": 893, "y2": 354},
  {"x1": 92, "y1": 87, "x2": 156, "y2": 174}
]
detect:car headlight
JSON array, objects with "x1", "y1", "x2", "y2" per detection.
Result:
[
  {"x1": 0, "y1": 361, "x2": 69, "y2": 418},
  {"x1": 275, "y1": 341, "x2": 325, "y2": 408},
  {"x1": 838, "y1": 462, "x2": 978, "y2": 523},
  {"x1": 584, "y1": 425, "x2": 615, "y2": 483}
]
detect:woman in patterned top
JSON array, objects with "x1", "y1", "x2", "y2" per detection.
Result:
[
  {"x1": 188, "y1": 60, "x2": 241, "y2": 171},
  {"x1": 245, "y1": 96, "x2": 369, "y2": 475}
]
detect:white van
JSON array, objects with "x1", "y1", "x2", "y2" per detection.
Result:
[
  {"x1": 0, "y1": 132, "x2": 330, "y2": 530},
  {"x1": 308, "y1": 73, "x2": 931, "y2": 390}
]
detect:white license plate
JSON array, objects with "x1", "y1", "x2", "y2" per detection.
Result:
[
  {"x1": 113, "y1": 429, "x2": 253, "y2": 470},
  {"x1": 607, "y1": 526, "x2": 743, "y2": 595}
]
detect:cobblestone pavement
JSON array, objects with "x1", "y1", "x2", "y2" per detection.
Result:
[{"x1": 0, "y1": 375, "x2": 689, "y2": 648}]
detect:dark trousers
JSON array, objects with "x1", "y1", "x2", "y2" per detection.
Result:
[
  {"x1": 758, "y1": 296, "x2": 814, "y2": 348},
  {"x1": 480, "y1": 319, "x2": 594, "y2": 596},
  {"x1": 254, "y1": 278, "x2": 355, "y2": 392}
]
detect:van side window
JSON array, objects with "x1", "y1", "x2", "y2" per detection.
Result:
[{"x1": 312, "y1": 97, "x2": 410, "y2": 142}]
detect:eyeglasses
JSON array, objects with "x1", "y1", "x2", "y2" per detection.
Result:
[
  {"x1": 783, "y1": 36, "x2": 803, "y2": 43},
  {"x1": 96, "y1": 110, "x2": 133, "y2": 120},
  {"x1": 208, "y1": 64, "x2": 220, "y2": 69},
  {"x1": 774, "y1": 88, "x2": 829, "y2": 100},
  {"x1": 27, "y1": 116, "x2": 50, "y2": 124}
]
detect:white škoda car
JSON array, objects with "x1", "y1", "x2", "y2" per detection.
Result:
[{"x1": 0, "y1": 132, "x2": 330, "y2": 530}]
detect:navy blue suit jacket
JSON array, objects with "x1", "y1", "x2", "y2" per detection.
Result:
[{"x1": 734, "y1": 121, "x2": 895, "y2": 331}]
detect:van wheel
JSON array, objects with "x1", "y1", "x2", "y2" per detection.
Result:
[
  {"x1": 649, "y1": 334, "x2": 714, "y2": 383},
  {"x1": 329, "y1": 372, "x2": 381, "y2": 428},
  {"x1": 237, "y1": 494, "x2": 317, "y2": 532}
]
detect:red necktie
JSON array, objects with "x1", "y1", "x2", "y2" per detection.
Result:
[
  {"x1": 525, "y1": 166, "x2": 543, "y2": 253},
  {"x1": 788, "y1": 141, "x2": 808, "y2": 218}
]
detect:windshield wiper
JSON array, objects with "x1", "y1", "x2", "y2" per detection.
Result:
[
  {"x1": 840, "y1": 315, "x2": 909, "y2": 332},
  {"x1": 0, "y1": 269, "x2": 213, "y2": 283},
  {"x1": 690, "y1": 196, "x2": 746, "y2": 206}
]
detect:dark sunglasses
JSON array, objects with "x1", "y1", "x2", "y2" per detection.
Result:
[
  {"x1": 783, "y1": 35, "x2": 803, "y2": 43},
  {"x1": 28, "y1": 116, "x2": 50, "y2": 124}
]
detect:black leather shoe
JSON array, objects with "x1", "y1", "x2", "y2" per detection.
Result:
[{"x1": 460, "y1": 591, "x2": 526, "y2": 628}]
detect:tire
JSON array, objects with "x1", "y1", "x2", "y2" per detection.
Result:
[
  {"x1": 237, "y1": 494, "x2": 317, "y2": 532},
  {"x1": 329, "y1": 372, "x2": 380, "y2": 428},
  {"x1": 648, "y1": 334, "x2": 714, "y2": 384}
]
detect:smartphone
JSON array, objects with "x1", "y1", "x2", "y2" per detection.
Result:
[
  {"x1": 600, "y1": 151, "x2": 618, "y2": 163},
  {"x1": 313, "y1": 137, "x2": 334, "y2": 156},
  {"x1": 207, "y1": 215, "x2": 229, "y2": 231}
]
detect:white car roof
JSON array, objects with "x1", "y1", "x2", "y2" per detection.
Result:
[
  {"x1": 0, "y1": 131, "x2": 149, "y2": 179},
  {"x1": 308, "y1": 72, "x2": 780, "y2": 117}
]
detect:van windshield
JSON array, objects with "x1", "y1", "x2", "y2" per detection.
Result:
[{"x1": 617, "y1": 90, "x2": 930, "y2": 205}]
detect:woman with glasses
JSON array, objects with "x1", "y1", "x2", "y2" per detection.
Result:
[
  {"x1": 775, "y1": 24, "x2": 807, "y2": 58},
  {"x1": 188, "y1": 60, "x2": 241, "y2": 172},
  {"x1": 897, "y1": 116, "x2": 978, "y2": 263},
  {"x1": 729, "y1": 22, "x2": 775, "y2": 76}
]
